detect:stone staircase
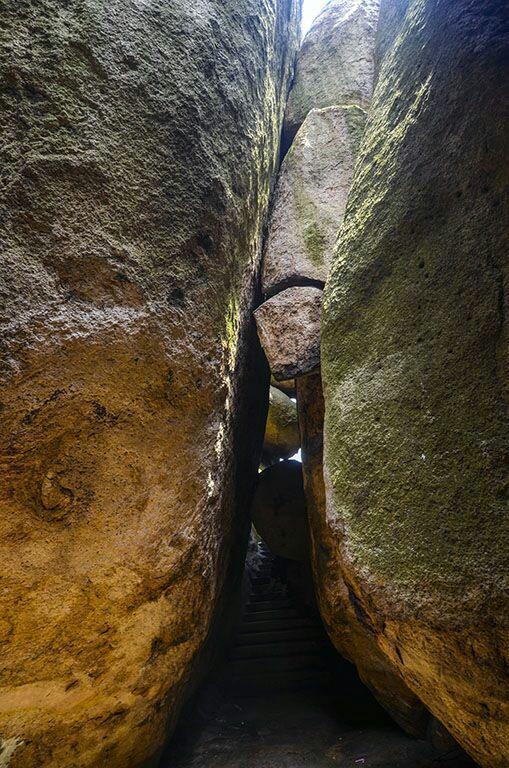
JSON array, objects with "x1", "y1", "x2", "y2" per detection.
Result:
[{"x1": 229, "y1": 545, "x2": 331, "y2": 695}]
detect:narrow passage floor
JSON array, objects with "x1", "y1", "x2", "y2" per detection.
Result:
[{"x1": 162, "y1": 547, "x2": 477, "y2": 768}]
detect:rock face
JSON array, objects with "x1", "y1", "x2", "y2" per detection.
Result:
[
  {"x1": 373, "y1": 0, "x2": 409, "y2": 76},
  {"x1": 0, "y1": 2, "x2": 300, "y2": 766},
  {"x1": 270, "y1": 375, "x2": 296, "y2": 398},
  {"x1": 262, "y1": 105, "x2": 367, "y2": 297},
  {"x1": 255, "y1": 286, "x2": 323, "y2": 380},
  {"x1": 259, "y1": 0, "x2": 424, "y2": 735},
  {"x1": 263, "y1": 386, "x2": 300, "y2": 463},
  {"x1": 284, "y1": 0, "x2": 380, "y2": 147},
  {"x1": 297, "y1": 373, "x2": 429, "y2": 737},
  {"x1": 322, "y1": 1, "x2": 509, "y2": 765},
  {"x1": 251, "y1": 461, "x2": 309, "y2": 562}
]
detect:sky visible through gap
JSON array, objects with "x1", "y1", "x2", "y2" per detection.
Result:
[
  {"x1": 301, "y1": 0, "x2": 329, "y2": 37},
  {"x1": 285, "y1": 2, "x2": 329, "y2": 462}
]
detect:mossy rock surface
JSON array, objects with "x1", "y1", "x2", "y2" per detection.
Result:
[
  {"x1": 297, "y1": 372, "x2": 430, "y2": 738},
  {"x1": 283, "y1": 0, "x2": 380, "y2": 147},
  {"x1": 322, "y1": 0, "x2": 509, "y2": 764},
  {"x1": 262, "y1": 105, "x2": 367, "y2": 296}
]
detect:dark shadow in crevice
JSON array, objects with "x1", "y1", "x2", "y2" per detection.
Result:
[{"x1": 160, "y1": 537, "x2": 477, "y2": 768}]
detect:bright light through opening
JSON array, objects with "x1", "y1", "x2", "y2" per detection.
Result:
[{"x1": 301, "y1": 0, "x2": 329, "y2": 37}]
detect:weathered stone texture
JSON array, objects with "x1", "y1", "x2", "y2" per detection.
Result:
[
  {"x1": 322, "y1": 0, "x2": 509, "y2": 765},
  {"x1": 297, "y1": 372, "x2": 429, "y2": 737},
  {"x1": 262, "y1": 105, "x2": 366, "y2": 296},
  {"x1": 263, "y1": 386, "x2": 300, "y2": 462},
  {"x1": 270, "y1": 375, "x2": 296, "y2": 398},
  {"x1": 373, "y1": 0, "x2": 409, "y2": 77},
  {"x1": 255, "y1": 286, "x2": 323, "y2": 380},
  {"x1": 284, "y1": 0, "x2": 380, "y2": 146},
  {"x1": 0, "y1": 1, "x2": 300, "y2": 766}
]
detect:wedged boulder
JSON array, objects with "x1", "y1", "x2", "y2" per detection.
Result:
[
  {"x1": 251, "y1": 461, "x2": 309, "y2": 562},
  {"x1": 263, "y1": 386, "x2": 300, "y2": 462},
  {"x1": 0, "y1": 2, "x2": 300, "y2": 766},
  {"x1": 296, "y1": 372, "x2": 429, "y2": 737},
  {"x1": 262, "y1": 105, "x2": 367, "y2": 297},
  {"x1": 270, "y1": 375, "x2": 296, "y2": 398},
  {"x1": 254, "y1": 286, "x2": 323, "y2": 380},
  {"x1": 322, "y1": 1, "x2": 509, "y2": 765},
  {"x1": 284, "y1": 0, "x2": 380, "y2": 147}
]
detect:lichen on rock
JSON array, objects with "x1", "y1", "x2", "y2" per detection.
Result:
[
  {"x1": 262, "y1": 105, "x2": 367, "y2": 296},
  {"x1": 322, "y1": 0, "x2": 509, "y2": 764}
]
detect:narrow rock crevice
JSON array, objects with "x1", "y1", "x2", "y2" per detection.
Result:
[
  {"x1": 0, "y1": 0, "x2": 506, "y2": 766},
  {"x1": 162, "y1": 536, "x2": 477, "y2": 768}
]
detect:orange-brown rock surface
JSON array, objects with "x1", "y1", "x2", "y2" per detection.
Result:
[
  {"x1": 0, "y1": 1, "x2": 300, "y2": 766},
  {"x1": 322, "y1": 0, "x2": 509, "y2": 764}
]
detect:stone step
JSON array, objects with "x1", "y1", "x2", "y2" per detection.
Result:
[
  {"x1": 245, "y1": 599, "x2": 293, "y2": 611},
  {"x1": 250, "y1": 573, "x2": 281, "y2": 589},
  {"x1": 231, "y1": 654, "x2": 326, "y2": 675},
  {"x1": 231, "y1": 639, "x2": 327, "y2": 659},
  {"x1": 248, "y1": 589, "x2": 287, "y2": 600},
  {"x1": 240, "y1": 615, "x2": 317, "y2": 631},
  {"x1": 242, "y1": 608, "x2": 301, "y2": 622},
  {"x1": 231, "y1": 668, "x2": 329, "y2": 695},
  {"x1": 236, "y1": 625, "x2": 323, "y2": 645}
]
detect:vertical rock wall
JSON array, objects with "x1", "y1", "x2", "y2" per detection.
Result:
[
  {"x1": 261, "y1": 0, "x2": 430, "y2": 738},
  {"x1": 322, "y1": 0, "x2": 509, "y2": 764},
  {"x1": 256, "y1": 0, "x2": 379, "y2": 381},
  {"x1": 297, "y1": 373, "x2": 428, "y2": 736},
  {"x1": 0, "y1": 1, "x2": 300, "y2": 766}
]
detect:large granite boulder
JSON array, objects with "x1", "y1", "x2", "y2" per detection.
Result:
[
  {"x1": 255, "y1": 286, "x2": 323, "y2": 380},
  {"x1": 252, "y1": 461, "x2": 309, "y2": 562},
  {"x1": 284, "y1": 0, "x2": 380, "y2": 147},
  {"x1": 322, "y1": 1, "x2": 509, "y2": 765},
  {"x1": 297, "y1": 373, "x2": 429, "y2": 737},
  {"x1": 263, "y1": 386, "x2": 300, "y2": 462},
  {"x1": 0, "y1": 2, "x2": 300, "y2": 766},
  {"x1": 262, "y1": 105, "x2": 367, "y2": 297}
]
